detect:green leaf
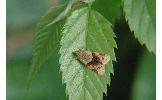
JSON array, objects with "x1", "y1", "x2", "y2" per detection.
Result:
[
  {"x1": 123, "y1": 0, "x2": 156, "y2": 54},
  {"x1": 49, "y1": 0, "x2": 95, "y2": 25},
  {"x1": 48, "y1": 2, "x2": 71, "y2": 25},
  {"x1": 28, "y1": 5, "x2": 65, "y2": 85},
  {"x1": 59, "y1": 7, "x2": 116, "y2": 100},
  {"x1": 93, "y1": 0, "x2": 122, "y2": 24}
]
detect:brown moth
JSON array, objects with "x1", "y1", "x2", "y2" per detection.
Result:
[{"x1": 74, "y1": 50, "x2": 110, "y2": 75}]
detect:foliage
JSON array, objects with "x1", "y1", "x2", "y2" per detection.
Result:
[
  {"x1": 7, "y1": 0, "x2": 156, "y2": 100},
  {"x1": 93, "y1": 0, "x2": 122, "y2": 24},
  {"x1": 28, "y1": 5, "x2": 65, "y2": 85},
  {"x1": 59, "y1": 7, "x2": 116, "y2": 100},
  {"x1": 123, "y1": 0, "x2": 156, "y2": 54}
]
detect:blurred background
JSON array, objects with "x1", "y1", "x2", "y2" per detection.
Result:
[{"x1": 6, "y1": 0, "x2": 156, "y2": 100}]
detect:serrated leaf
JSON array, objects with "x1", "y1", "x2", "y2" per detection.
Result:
[
  {"x1": 28, "y1": 5, "x2": 65, "y2": 85},
  {"x1": 49, "y1": 0, "x2": 95, "y2": 25},
  {"x1": 93, "y1": 0, "x2": 122, "y2": 24},
  {"x1": 59, "y1": 7, "x2": 116, "y2": 100},
  {"x1": 123, "y1": 0, "x2": 156, "y2": 54}
]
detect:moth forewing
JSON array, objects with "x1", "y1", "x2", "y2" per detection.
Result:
[
  {"x1": 75, "y1": 50, "x2": 93, "y2": 65},
  {"x1": 97, "y1": 66, "x2": 105, "y2": 75},
  {"x1": 74, "y1": 50, "x2": 110, "y2": 75},
  {"x1": 93, "y1": 52, "x2": 111, "y2": 65},
  {"x1": 101, "y1": 54, "x2": 110, "y2": 65}
]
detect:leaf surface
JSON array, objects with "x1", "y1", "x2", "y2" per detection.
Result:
[
  {"x1": 59, "y1": 7, "x2": 117, "y2": 100},
  {"x1": 123, "y1": 0, "x2": 156, "y2": 53},
  {"x1": 28, "y1": 5, "x2": 65, "y2": 84},
  {"x1": 93, "y1": 0, "x2": 121, "y2": 24}
]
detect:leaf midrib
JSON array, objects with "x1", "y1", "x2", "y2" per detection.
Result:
[{"x1": 83, "y1": 8, "x2": 103, "y2": 100}]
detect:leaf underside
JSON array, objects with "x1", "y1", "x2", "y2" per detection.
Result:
[
  {"x1": 28, "y1": 5, "x2": 65, "y2": 84},
  {"x1": 59, "y1": 7, "x2": 116, "y2": 100},
  {"x1": 123, "y1": 0, "x2": 156, "y2": 54}
]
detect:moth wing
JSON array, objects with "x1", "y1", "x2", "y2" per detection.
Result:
[
  {"x1": 96, "y1": 66, "x2": 105, "y2": 75},
  {"x1": 102, "y1": 54, "x2": 110, "y2": 65},
  {"x1": 75, "y1": 50, "x2": 93, "y2": 65},
  {"x1": 93, "y1": 52, "x2": 111, "y2": 65}
]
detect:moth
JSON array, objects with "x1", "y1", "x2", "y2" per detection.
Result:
[{"x1": 74, "y1": 50, "x2": 110, "y2": 75}]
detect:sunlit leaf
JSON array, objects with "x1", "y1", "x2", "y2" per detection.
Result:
[
  {"x1": 59, "y1": 7, "x2": 117, "y2": 100},
  {"x1": 28, "y1": 5, "x2": 65, "y2": 85}
]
